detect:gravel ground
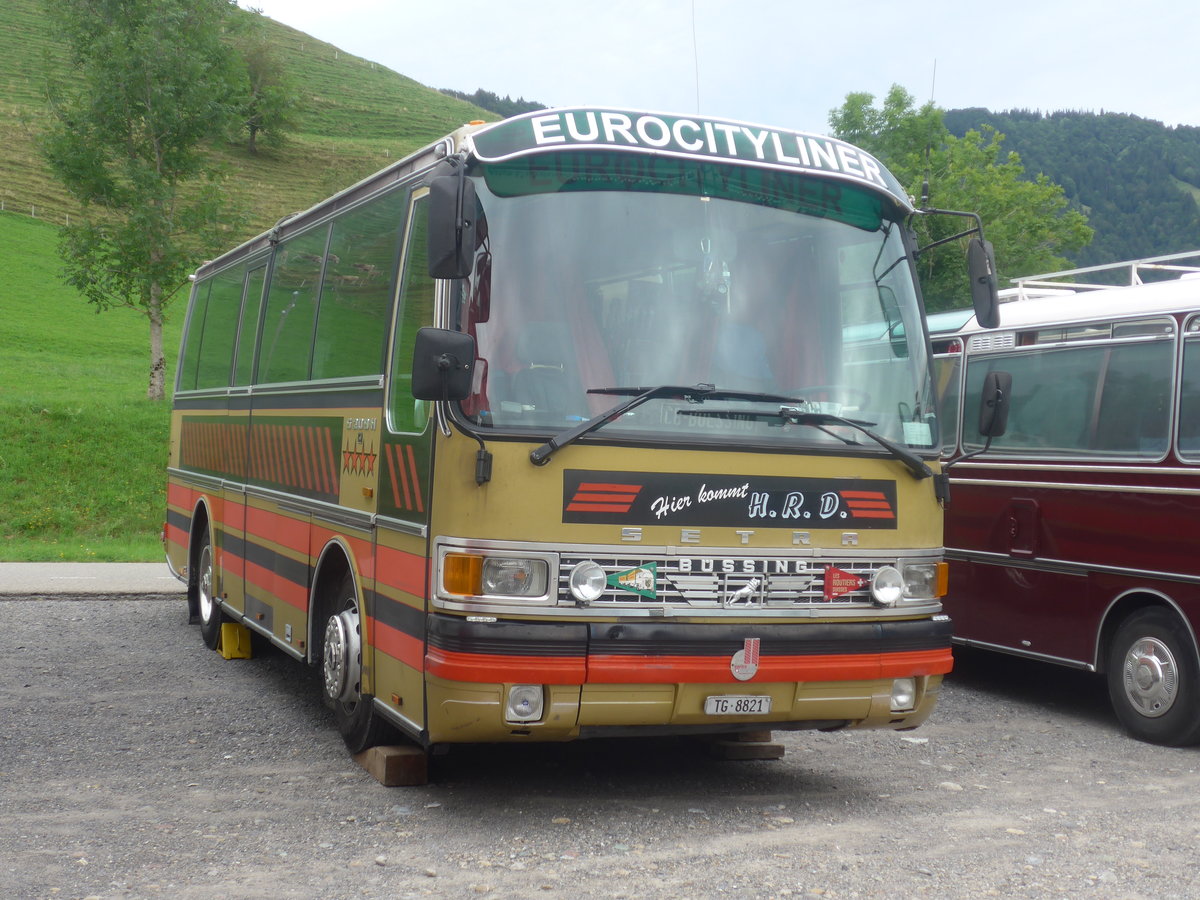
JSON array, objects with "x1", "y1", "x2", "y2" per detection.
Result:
[{"x1": 2, "y1": 597, "x2": 1198, "y2": 900}]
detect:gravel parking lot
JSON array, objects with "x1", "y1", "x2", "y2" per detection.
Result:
[{"x1": 2, "y1": 595, "x2": 1198, "y2": 899}]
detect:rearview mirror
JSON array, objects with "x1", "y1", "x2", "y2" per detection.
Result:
[
  {"x1": 978, "y1": 370, "x2": 1011, "y2": 438},
  {"x1": 411, "y1": 327, "x2": 475, "y2": 401},
  {"x1": 427, "y1": 173, "x2": 477, "y2": 279},
  {"x1": 968, "y1": 238, "x2": 1000, "y2": 329}
]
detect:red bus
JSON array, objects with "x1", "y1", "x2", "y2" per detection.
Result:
[{"x1": 932, "y1": 251, "x2": 1200, "y2": 745}]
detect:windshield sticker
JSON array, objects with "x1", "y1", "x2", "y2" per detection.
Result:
[{"x1": 563, "y1": 470, "x2": 897, "y2": 529}]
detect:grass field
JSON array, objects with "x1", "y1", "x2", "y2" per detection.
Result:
[
  {"x1": 0, "y1": 0, "x2": 496, "y2": 561},
  {"x1": 0, "y1": 212, "x2": 181, "y2": 560}
]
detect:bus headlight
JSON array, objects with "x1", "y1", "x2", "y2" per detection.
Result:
[
  {"x1": 870, "y1": 566, "x2": 904, "y2": 606},
  {"x1": 442, "y1": 552, "x2": 550, "y2": 600},
  {"x1": 900, "y1": 561, "x2": 948, "y2": 601},
  {"x1": 481, "y1": 557, "x2": 547, "y2": 596}
]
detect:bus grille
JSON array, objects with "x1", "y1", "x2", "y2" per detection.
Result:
[{"x1": 556, "y1": 553, "x2": 889, "y2": 609}]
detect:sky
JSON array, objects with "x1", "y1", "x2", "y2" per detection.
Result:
[{"x1": 241, "y1": 0, "x2": 1198, "y2": 134}]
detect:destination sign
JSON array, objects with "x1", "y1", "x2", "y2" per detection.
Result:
[{"x1": 469, "y1": 108, "x2": 910, "y2": 208}]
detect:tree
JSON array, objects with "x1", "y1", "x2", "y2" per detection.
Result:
[
  {"x1": 231, "y1": 11, "x2": 298, "y2": 154},
  {"x1": 41, "y1": 0, "x2": 244, "y2": 400},
  {"x1": 830, "y1": 86, "x2": 1093, "y2": 311}
]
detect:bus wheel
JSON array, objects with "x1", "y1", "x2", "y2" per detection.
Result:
[
  {"x1": 1107, "y1": 608, "x2": 1200, "y2": 746},
  {"x1": 322, "y1": 572, "x2": 393, "y2": 753},
  {"x1": 195, "y1": 533, "x2": 223, "y2": 651}
]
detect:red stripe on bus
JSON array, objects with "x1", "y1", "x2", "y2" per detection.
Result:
[
  {"x1": 406, "y1": 445, "x2": 424, "y2": 513},
  {"x1": 244, "y1": 559, "x2": 308, "y2": 611},
  {"x1": 395, "y1": 445, "x2": 413, "y2": 509},
  {"x1": 585, "y1": 648, "x2": 952, "y2": 683},
  {"x1": 371, "y1": 618, "x2": 424, "y2": 671},
  {"x1": 375, "y1": 545, "x2": 427, "y2": 598},
  {"x1": 848, "y1": 510, "x2": 896, "y2": 519},
  {"x1": 246, "y1": 506, "x2": 309, "y2": 555},
  {"x1": 425, "y1": 647, "x2": 587, "y2": 684},
  {"x1": 578, "y1": 482, "x2": 642, "y2": 494},
  {"x1": 566, "y1": 502, "x2": 637, "y2": 512},
  {"x1": 840, "y1": 491, "x2": 888, "y2": 499}
]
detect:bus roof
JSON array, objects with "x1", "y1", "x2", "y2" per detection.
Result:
[
  {"x1": 929, "y1": 251, "x2": 1200, "y2": 338},
  {"x1": 465, "y1": 107, "x2": 912, "y2": 212}
]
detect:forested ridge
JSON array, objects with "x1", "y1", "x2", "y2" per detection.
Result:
[{"x1": 944, "y1": 109, "x2": 1200, "y2": 269}]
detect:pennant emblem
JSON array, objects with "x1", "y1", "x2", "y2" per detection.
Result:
[
  {"x1": 824, "y1": 566, "x2": 868, "y2": 601},
  {"x1": 731, "y1": 637, "x2": 761, "y2": 681},
  {"x1": 607, "y1": 562, "x2": 657, "y2": 598}
]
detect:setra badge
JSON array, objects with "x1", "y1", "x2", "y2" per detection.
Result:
[{"x1": 730, "y1": 637, "x2": 761, "y2": 681}]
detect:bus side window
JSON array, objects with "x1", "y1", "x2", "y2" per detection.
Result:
[
  {"x1": 194, "y1": 263, "x2": 247, "y2": 390},
  {"x1": 1179, "y1": 337, "x2": 1200, "y2": 459},
  {"x1": 1091, "y1": 340, "x2": 1172, "y2": 457},
  {"x1": 232, "y1": 265, "x2": 267, "y2": 387},
  {"x1": 389, "y1": 195, "x2": 436, "y2": 433},
  {"x1": 257, "y1": 225, "x2": 330, "y2": 384},
  {"x1": 177, "y1": 279, "x2": 212, "y2": 392},
  {"x1": 311, "y1": 189, "x2": 406, "y2": 381}
]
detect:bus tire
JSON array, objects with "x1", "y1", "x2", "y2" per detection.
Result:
[
  {"x1": 1106, "y1": 608, "x2": 1200, "y2": 746},
  {"x1": 322, "y1": 571, "x2": 394, "y2": 753},
  {"x1": 194, "y1": 532, "x2": 223, "y2": 651}
]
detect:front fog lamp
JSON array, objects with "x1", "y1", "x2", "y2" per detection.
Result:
[
  {"x1": 506, "y1": 684, "x2": 544, "y2": 723},
  {"x1": 870, "y1": 566, "x2": 904, "y2": 607},
  {"x1": 481, "y1": 557, "x2": 547, "y2": 596},
  {"x1": 891, "y1": 677, "x2": 917, "y2": 712},
  {"x1": 569, "y1": 561, "x2": 607, "y2": 604}
]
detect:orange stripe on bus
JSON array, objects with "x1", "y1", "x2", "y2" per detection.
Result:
[
  {"x1": 376, "y1": 545, "x2": 427, "y2": 598},
  {"x1": 372, "y1": 619, "x2": 424, "y2": 671},
  {"x1": 406, "y1": 445, "x2": 424, "y2": 513},
  {"x1": 425, "y1": 647, "x2": 587, "y2": 684},
  {"x1": 586, "y1": 648, "x2": 952, "y2": 684}
]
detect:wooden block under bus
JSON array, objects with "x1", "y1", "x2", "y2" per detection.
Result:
[{"x1": 354, "y1": 744, "x2": 430, "y2": 786}]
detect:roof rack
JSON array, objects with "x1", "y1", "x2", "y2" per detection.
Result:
[{"x1": 1009, "y1": 249, "x2": 1200, "y2": 300}]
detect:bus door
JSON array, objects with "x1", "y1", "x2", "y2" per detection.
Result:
[{"x1": 221, "y1": 261, "x2": 268, "y2": 619}]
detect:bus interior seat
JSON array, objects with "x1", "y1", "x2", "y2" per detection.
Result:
[{"x1": 511, "y1": 322, "x2": 578, "y2": 421}]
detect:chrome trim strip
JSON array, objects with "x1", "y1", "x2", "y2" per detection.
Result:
[
  {"x1": 951, "y1": 461, "x2": 1200, "y2": 475},
  {"x1": 376, "y1": 515, "x2": 428, "y2": 539},
  {"x1": 946, "y1": 547, "x2": 1200, "y2": 586},
  {"x1": 952, "y1": 637, "x2": 1094, "y2": 672},
  {"x1": 949, "y1": 477, "x2": 1200, "y2": 497},
  {"x1": 372, "y1": 697, "x2": 425, "y2": 742}
]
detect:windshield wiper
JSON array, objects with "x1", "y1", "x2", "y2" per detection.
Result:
[
  {"x1": 680, "y1": 404, "x2": 933, "y2": 480},
  {"x1": 529, "y1": 384, "x2": 800, "y2": 465}
]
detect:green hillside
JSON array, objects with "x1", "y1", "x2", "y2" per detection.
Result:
[
  {"x1": 1, "y1": 0, "x2": 495, "y2": 235},
  {"x1": 944, "y1": 109, "x2": 1200, "y2": 271},
  {"x1": 0, "y1": 0, "x2": 496, "y2": 560}
]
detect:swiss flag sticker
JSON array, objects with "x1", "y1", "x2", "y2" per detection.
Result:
[{"x1": 824, "y1": 566, "x2": 868, "y2": 601}]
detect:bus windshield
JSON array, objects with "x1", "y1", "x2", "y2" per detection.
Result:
[{"x1": 456, "y1": 155, "x2": 938, "y2": 452}]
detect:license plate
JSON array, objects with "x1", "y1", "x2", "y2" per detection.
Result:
[{"x1": 704, "y1": 695, "x2": 772, "y2": 715}]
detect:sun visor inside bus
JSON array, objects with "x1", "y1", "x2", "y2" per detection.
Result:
[{"x1": 479, "y1": 154, "x2": 887, "y2": 231}]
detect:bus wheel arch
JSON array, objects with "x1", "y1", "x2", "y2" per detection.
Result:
[
  {"x1": 310, "y1": 543, "x2": 395, "y2": 753},
  {"x1": 187, "y1": 502, "x2": 223, "y2": 650},
  {"x1": 1102, "y1": 597, "x2": 1200, "y2": 746}
]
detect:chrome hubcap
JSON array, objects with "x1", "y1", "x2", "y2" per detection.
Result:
[
  {"x1": 323, "y1": 607, "x2": 361, "y2": 704},
  {"x1": 1121, "y1": 637, "x2": 1178, "y2": 718},
  {"x1": 197, "y1": 545, "x2": 215, "y2": 624}
]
